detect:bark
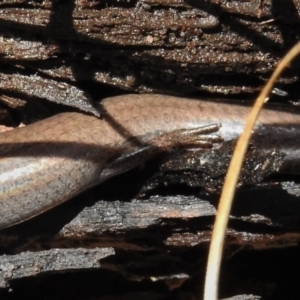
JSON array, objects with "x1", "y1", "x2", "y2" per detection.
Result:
[
  {"x1": 1, "y1": 1, "x2": 300, "y2": 299},
  {"x1": 0, "y1": 0, "x2": 300, "y2": 116}
]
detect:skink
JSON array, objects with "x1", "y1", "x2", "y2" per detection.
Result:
[{"x1": 0, "y1": 94, "x2": 300, "y2": 230}]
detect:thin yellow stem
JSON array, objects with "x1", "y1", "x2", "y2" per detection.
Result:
[{"x1": 203, "y1": 41, "x2": 300, "y2": 300}]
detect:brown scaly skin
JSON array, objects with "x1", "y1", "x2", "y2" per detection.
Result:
[{"x1": 0, "y1": 94, "x2": 300, "y2": 229}]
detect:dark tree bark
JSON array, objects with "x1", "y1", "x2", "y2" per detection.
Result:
[
  {"x1": 0, "y1": 0, "x2": 300, "y2": 117},
  {"x1": 1, "y1": 1, "x2": 300, "y2": 299}
]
